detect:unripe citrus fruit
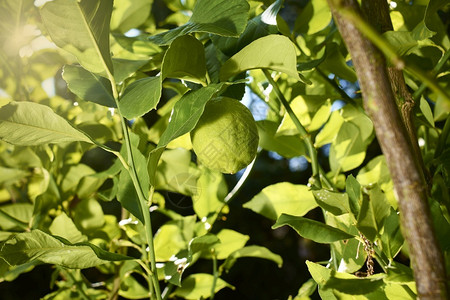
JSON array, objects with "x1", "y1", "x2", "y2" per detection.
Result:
[{"x1": 191, "y1": 97, "x2": 259, "y2": 174}]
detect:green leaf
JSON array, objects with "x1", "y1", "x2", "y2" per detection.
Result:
[
  {"x1": 306, "y1": 260, "x2": 332, "y2": 286},
  {"x1": 385, "y1": 282, "x2": 417, "y2": 299},
  {"x1": 49, "y1": 213, "x2": 86, "y2": 243},
  {"x1": 117, "y1": 170, "x2": 144, "y2": 223},
  {"x1": 342, "y1": 105, "x2": 373, "y2": 142},
  {"x1": 345, "y1": 175, "x2": 361, "y2": 218},
  {"x1": 201, "y1": 229, "x2": 249, "y2": 260},
  {"x1": 113, "y1": 58, "x2": 149, "y2": 83},
  {"x1": 0, "y1": 259, "x2": 39, "y2": 283},
  {"x1": 357, "y1": 156, "x2": 392, "y2": 187},
  {"x1": 205, "y1": 42, "x2": 226, "y2": 83},
  {"x1": 61, "y1": 164, "x2": 95, "y2": 194},
  {"x1": 211, "y1": 0, "x2": 283, "y2": 56},
  {"x1": 192, "y1": 168, "x2": 227, "y2": 220},
  {"x1": 189, "y1": 234, "x2": 220, "y2": 256},
  {"x1": 277, "y1": 96, "x2": 332, "y2": 135},
  {"x1": 312, "y1": 189, "x2": 351, "y2": 216},
  {"x1": 122, "y1": 132, "x2": 150, "y2": 202},
  {"x1": 77, "y1": 122, "x2": 114, "y2": 144},
  {"x1": 294, "y1": 278, "x2": 317, "y2": 299},
  {"x1": 119, "y1": 261, "x2": 150, "y2": 299},
  {"x1": 27, "y1": 167, "x2": 50, "y2": 201},
  {"x1": 0, "y1": 230, "x2": 130, "y2": 269},
  {"x1": 0, "y1": 203, "x2": 33, "y2": 231},
  {"x1": 161, "y1": 35, "x2": 206, "y2": 84},
  {"x1": 162, "y1": 249, "x2": 190, "y2": 287},
  {"x1": 244, "y1": 182, "x2": 317, "y2": 220},
  {"x1": 0, "y1": 166, "x2": 29, "y2": 184},
  {"x1": 173, "y1": 273, "x2": 232, "y2": 299},
  {"x1": 149, "y1": 0, "x2": 249, "y2": 45},
  {"x1": 111, "y1": 0, "x2": 153, "y2": 33},
  {"x1": 157, "y1": 84, "x2": 229, "y2": 147},
  {"x1": 40, "y1": 0, "x2": 114, "y2": 76},
  {"x1": 383, "y1": 31, "x2": 437, "y2": 57},
  {"x1": 0, "y1": 102, "x2": 92, "y2": 146},
  {"x1": 380, "y1": 208, "x2": 404, "y2": 260},
  {"x1": 119, "y1": 76, "x2": 162, "y2": 119},
  {"x1": 306, "y1": 261, "x2": 387, "y2": 298},
  {"x1": 272, "y1": 214, "x2": 354, "y2": 244},
  {"x1": 29, "y1": 50, "x2": 67, "y2": 81},
  {"x1": 76, "y1": 170, "x2": 108, "y2": 200},
  {"x1": 0, "y1": 0, "x2": 34, "y2": 42},
  {"x1": 430, "y1": 198, "x2": 450, "y2": 251},
  {"x1": 155, "y1": 148, "x2": 200, "y2": 195},
  {"x1": 330, "y1": 121, "x2": 366, "y2": 172},
  {"x1": 326, "y1": 214, "x2": 366, "y2": 273},
  {"x1": 419, "y1": 97, "x2": 435, "y2": 127},
  {"x1": 385, "y1": 262, "x2": 414, "y2": 283},
  {"x1": 324, "y1": 274, "x2": 386, "y2": 295},
  {"x1": 307, "y1": 99, "x2": 333, "y2": 131},
  {"x1": 220, "y1": 35, "x2": 301, "y2": 81},
  {"x1": 148, "y1": 83, "x2": 228, "y2": 185},
  {"x1": 294, "y1": 0, "x2": 331, "y2": 35},
  {"x1": 154, "y1": 216, "x2": 196, "y2": 261},
  {"x1": 220, "y1": 245, "x2": 283, "y2": 272},
  {"x1": 314, "y1": 110, "x2": 344, "y2": 147},
  {"x1": 62, "y1": 65, "x2": 116, "y2": 108},
  {"x1": 113, "y1": 34, "x2": 162, "y2": 57},
  {"x1": 3, "y1": 147, "x2": 42, "y2": 169},
  {"x1": 320, "y1": 43, "x2": 357, "y2": 82},
  {"x1": 411, "y1": 0, "x2": 449, "y2": 40},
  {"x1": 256, "y1": 120, "x2": 306, "y2": 158},
  {"x1": 356, "y1": 186, "x2": 391, "y2": 242},
  {"x1": 73, "y1": 198, "x2": 105, "y2": 231}
]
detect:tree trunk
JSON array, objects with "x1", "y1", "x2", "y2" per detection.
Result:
[{"x1": 326, "y1": 0, "x2": 448, "y2": 299}]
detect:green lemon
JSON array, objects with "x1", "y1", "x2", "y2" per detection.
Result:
[{"x1": 190, "y1": 97, "x2": 259, "y2": 174}]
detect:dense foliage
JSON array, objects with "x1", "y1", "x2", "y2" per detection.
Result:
[{"x1": 0, "y1": 0, "x2": 449, "y2": 299}]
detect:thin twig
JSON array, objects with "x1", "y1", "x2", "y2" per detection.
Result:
[
  {"x1": 107, "y1": 68, "x2": 162, "y2": 300},
  {"x1": 262, "y1": 69, "x2": 322, "y2": 189},
  {"x1": 210, "y1": 250, "x2": 218, "y2": 300},
  {"x1": 316, "y1": 68, "x2": 357, "y2": 106}
]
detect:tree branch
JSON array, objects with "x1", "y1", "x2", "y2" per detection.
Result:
[
  {"x1": 361, "y1": 0, "x2": 429, "y2": 182},
  {"x1": 327, "y1": 0, "x2": 448, "y2": 299}
]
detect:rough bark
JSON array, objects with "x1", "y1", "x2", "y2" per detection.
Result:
[
  {"x1": 326, "y1": 0, "x2": 448, "y2": 299},
  {"x1": 361, "y1": 0, "x2": 429, "y2": 183}
]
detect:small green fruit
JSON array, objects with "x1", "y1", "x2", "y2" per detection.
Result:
[{"x1": 191, "y1": 97, "x2": 259, "y2": 174}]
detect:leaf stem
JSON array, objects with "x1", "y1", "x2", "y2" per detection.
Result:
[
  {"x1": 119, "y1": 115, "x2": 161, "y2": 300},
  {"x1": 210, "y1": 250, "x2": 218, "y2": 300},
  {"x1": 262, "y1": 69, "x2": 322, "y2": 189},
  {"x1": 107, "y1": 72, "x2": 161, "y2": 300},
  {"x1": 137, "y1": 259, "x2": 156, "y2": 298},
  {"x1": 319, "y1": 166, "x2": 337, "y2": 191},
  {"x1": 161, "y1": 283, "x2": 175, "y2": 300}
]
